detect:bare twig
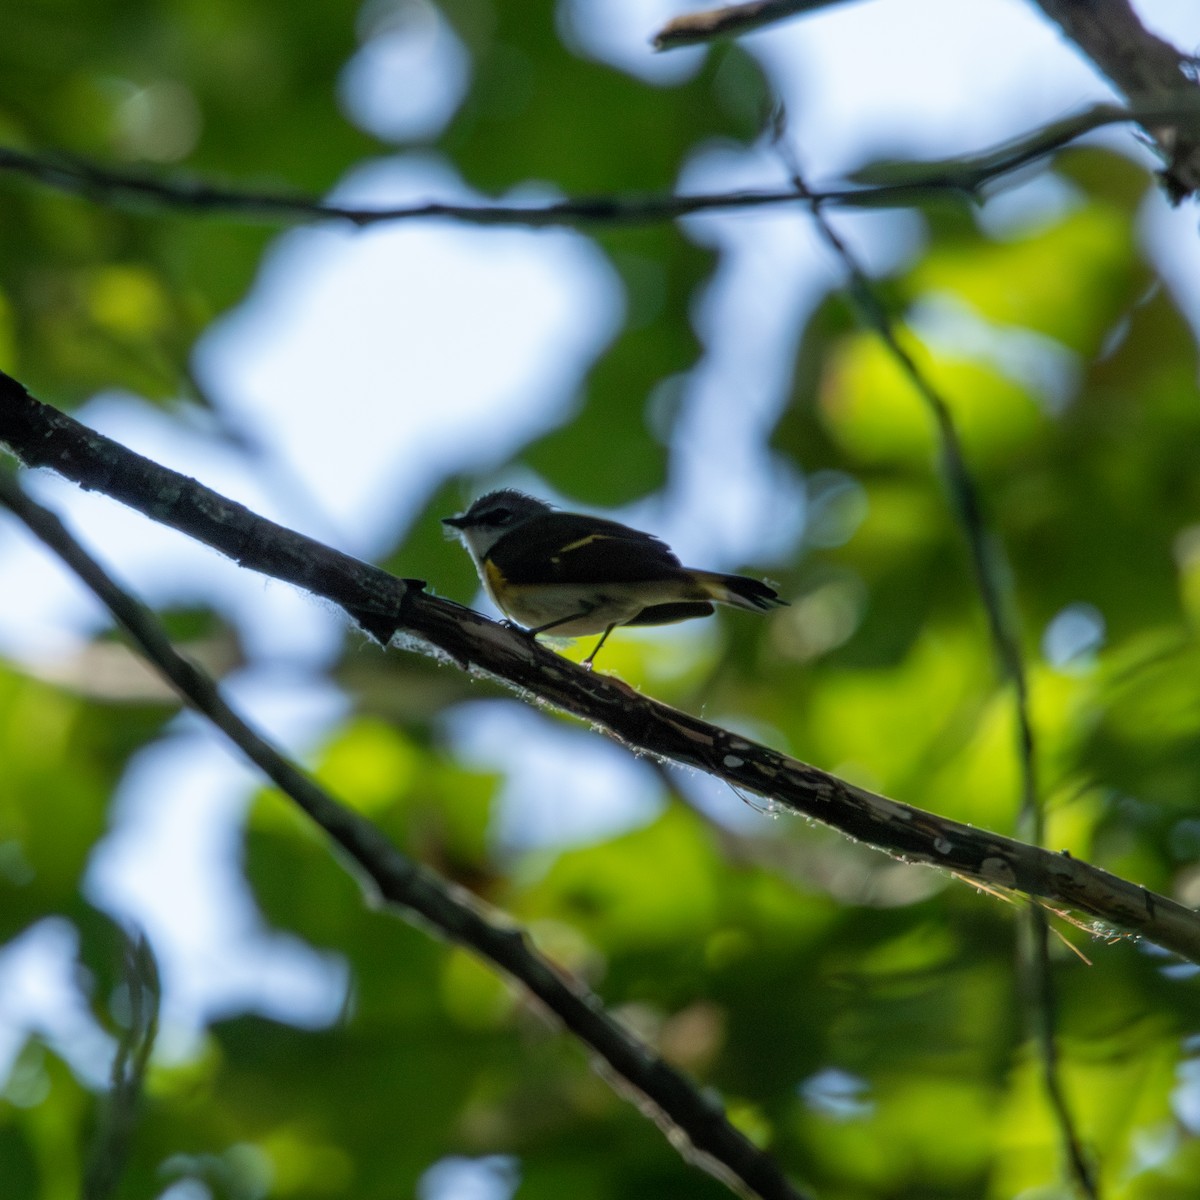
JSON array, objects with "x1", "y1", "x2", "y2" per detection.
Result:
[
  {"x1": 2, "y1": 371, "x2": 1199, "y2": 963},
  {"x1": 83, "y1": 931, "x2": 160, "y2": 1200},
  {"x1": 653, "y1": 0, "x2": 856, "y2": 50},
  {"x1": 772, "y1": 130, "x2": 1042, "y2": 843},
  {"x1": 1020, "y1": 909, "x2": 1099, "y2": 1196},
  {"x1": 773, "y1": 129, "x2": 1091, "y2": 1193},
  {"x1": 653, "y1": 0, "x2": 1200, "y2": 200},
  {"x1": 0, "y1": 99, "x2": 1198, "y2": 232},
  {"x1": 0, "y1": 466, "x2": 807, "y2": 1200}
]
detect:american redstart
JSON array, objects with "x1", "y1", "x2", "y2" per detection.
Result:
[{"x1": 443, "y1": 489, "x2": 787, "y2": 666}]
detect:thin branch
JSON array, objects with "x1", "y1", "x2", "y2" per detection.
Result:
[
  {"x1": 653, "y1": 0, "x2": 1200, "y2": 202},
  {"x1": 0, "y1": 467, "x2": 806, "y2": 1200},
  {"x1": 1029, "y1": 0, "x2": 1200, "y2": 200},
  {"x1": 1020, "y1": 909, "x2": 1099, "y2": 1197},
  {"x1": 0, "y1": 100, "x2": 1198, "y2": 232},
  {"x1": 774, "y1": 134, "x2": 1042, "y2": 843},
  {"x1": 653, "y1": 0, "x2": 857, "y2": 50},
  {"x1": 83, "y1": 931, "x2": 160, "y2": 1200},
  {"x1": 2, "y1": 372, "x2": 1199, "y2": 964},
  {"x1": 775, "y1": 135, "x2": 1091, "y2": 1193}
]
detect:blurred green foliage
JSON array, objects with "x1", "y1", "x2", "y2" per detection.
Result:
[{"x1": 2, "y1": 1, "x2": 1200, "y2": 1199}]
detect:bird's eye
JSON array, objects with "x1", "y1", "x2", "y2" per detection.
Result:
[{"x1": 489, "y1": 508, "x2": 512, "y2": 525}]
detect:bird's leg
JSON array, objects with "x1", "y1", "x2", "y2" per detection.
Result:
[{"x1": 581, "y1": 624, "x2": 616, "y2": 669}]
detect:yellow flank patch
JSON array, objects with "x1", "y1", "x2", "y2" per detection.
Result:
[
  {"x1": 484, "y1": 557, "x2": 508, "y2": 592},
  {"x1": 558, "y1": 533, "x2": 615, "y2": 554}
]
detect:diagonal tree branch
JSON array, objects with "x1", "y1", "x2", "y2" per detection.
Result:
[
  {"x1": 0, "y1": 465, "x2": 807, "y2": 1200},
  {"x1": 1, "y1": 370, "x2": 1198, "y2": 963},
  {"x1": 1029, "y1": 0, "x2": 1200, "y2": 199}
]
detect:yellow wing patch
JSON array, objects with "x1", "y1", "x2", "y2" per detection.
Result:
[{"x1": 558, "y1": 533, "x2": 619, "y2": 554}]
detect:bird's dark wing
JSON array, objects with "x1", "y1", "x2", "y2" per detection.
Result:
[{"x1": 490, "y1": 513, "x2": 688, "y2": 584}]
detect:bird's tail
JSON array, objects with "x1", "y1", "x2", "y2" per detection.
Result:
[{"x1": 691, "y1": 570, "x2": 787, "y2": 613}]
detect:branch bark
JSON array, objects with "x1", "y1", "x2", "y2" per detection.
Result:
[
  {"x1": 1029, "y1": 0, "x2": 1200, "y2": 199},
  {"x1": 2, "y1": 370, "x2": 1198, "y2": 963},
  {"x1": 0, "y1": 461, "x2": 807, "y2": 1200}
]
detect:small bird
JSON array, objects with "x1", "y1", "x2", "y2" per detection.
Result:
[{"x1": 443, "y1": 489, "x2": 787, "y2": 666}]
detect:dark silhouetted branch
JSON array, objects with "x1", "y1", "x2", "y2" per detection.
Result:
[
  {"x1": 653, "y1": 0, "x2": 857, "y2": 49},
  {"x1": 775, "y1": 110, "x2": 1092, "y2": 1193},
  {"x1": 0, "y1": 463, "x2": 808, "y2": 1200},
  {"x1": 2, "y1": 370, "x2": 1199, "y2": 964},
  {"x1": 1, "y1": 99, "x2": 1198, "y2": 232},
  {"x1": 1030, "y1": 0, "x2": 1200, "y2": 199}
]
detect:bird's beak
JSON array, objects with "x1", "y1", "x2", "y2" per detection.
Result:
[{"x1": 442, "y1": 514, "x2": 468, "y2": 530}]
